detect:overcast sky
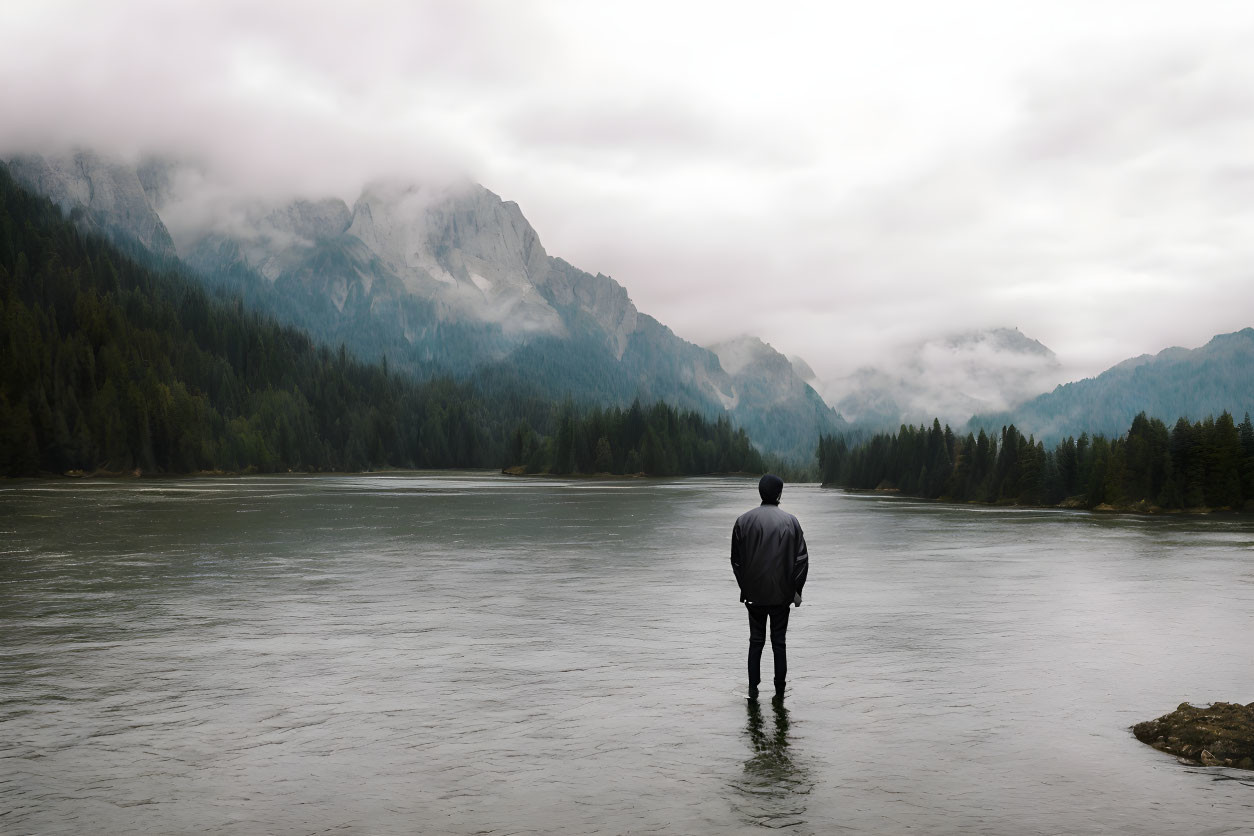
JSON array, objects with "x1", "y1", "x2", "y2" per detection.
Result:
[{"x1": 3, "y1": 0, "x2": 1254, "y2": 381}]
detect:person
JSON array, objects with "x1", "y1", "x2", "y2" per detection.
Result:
[{"x1": 731, "y1": 473, "x2": 808, "y2": 700}]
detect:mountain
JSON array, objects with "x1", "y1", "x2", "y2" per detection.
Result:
[
  {"x1": 7, "y1": 151, "x2": 842, "y2": 457},
  {"x1": 970, "y1": 328, "x2": 1254, "y2": 441},
  {"x1": 171, "y1": 175, "x2": 741, "y2": 415},
  {"x1": 7, "y1": 151, "x2": 176, "y2": 257},
  {"x1": 0, "y1": 164, "x2": 505, "y2": 475},
  {"x1": 709, "y1": 336, "x2": 846, "y2": 460},
  {"x1": 0, "y1": 164, "x2": 769, "y2": 478},
  {"x1": 813, "y1": 327, "x2": 1062, "y2": 429}
]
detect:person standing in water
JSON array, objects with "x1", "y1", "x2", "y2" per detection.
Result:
[{"x1": 731, "y1": 474, "x2": 809, "y2": 700}]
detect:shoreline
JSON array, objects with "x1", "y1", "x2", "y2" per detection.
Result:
[
  {"x1": 5, "y1": 467, "x2": 761, "y2": 482},
  {"x1": 824, "y1": 485, "x2": 1254, "y2": 517},
  {"x1": 7, "y1": 472, "x2": 1249, "y2": 515},
  {"x1": 8, "y1": 467, "x2": 503, "y2": 481},
  {"x1": 500, "y1": 466, "x2": 760, "y2": 479}
]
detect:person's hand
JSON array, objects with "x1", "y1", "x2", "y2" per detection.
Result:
[{"x1": 793, "y1": 591, "x2": 802, "y2": 607}]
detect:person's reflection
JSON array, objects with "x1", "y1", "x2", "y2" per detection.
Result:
[{"x1": 734, "y1": 696, "x2": 812, "y2": 828}]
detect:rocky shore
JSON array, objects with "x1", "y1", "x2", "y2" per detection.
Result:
[{"x1": 1133, "y1": 702, "x2": 1254, "y2": 769}]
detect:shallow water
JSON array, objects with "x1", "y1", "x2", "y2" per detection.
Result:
[{"x1": 1, "y1": 473, "x2": 1252, "y2": 834}]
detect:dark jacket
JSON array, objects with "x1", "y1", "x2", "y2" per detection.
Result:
[{"x1": 731, "y1": 503, "x2": 809, "y2": 605}]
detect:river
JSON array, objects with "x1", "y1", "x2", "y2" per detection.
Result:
[{"x1": 2, "y1": 473, "x2": 1252, "y2": 834}]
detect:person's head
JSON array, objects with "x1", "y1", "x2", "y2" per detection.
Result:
[{"x1": 758, "y1": 473, "x2": 783, "y2": 505}]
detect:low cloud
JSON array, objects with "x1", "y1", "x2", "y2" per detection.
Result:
[
  {"x1": 3, "y1": 1, "x2": 1254, "y2": 386},
  {"x1": 0, "y1": 0, "x2": 516, "y2": 201},
  {"x1": 737, "y1": 35, "x2": 1254, "y2": 380},
  {"x1": 816, "y1": 329, "x2": 1064, "y2": 426}
]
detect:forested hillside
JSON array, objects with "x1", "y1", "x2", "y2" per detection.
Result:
[
  {"x1": 819, "y1": 412, "x2": 1254, "y2": 511},
  {"x1": 0, "y1": 168, "x2": 765, "y2": 478}
]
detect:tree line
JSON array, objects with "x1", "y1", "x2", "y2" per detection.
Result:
[
  {"x1": 818, "y1": 412, "x2": 1254, "y2": 511},
  {"x1": 507, "y1": 401, "x2": 765, "y2": 476},
  {"x1": 0, "y1": 167, "x2": 769, "y2": 479}
]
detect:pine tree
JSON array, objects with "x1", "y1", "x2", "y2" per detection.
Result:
[
  {"x1": 1239, "y1": 413, "x2": 1254, "y2": 503},
  {"x1": 1207, "y1": 412, "x2": 1243, "y2": 508}
]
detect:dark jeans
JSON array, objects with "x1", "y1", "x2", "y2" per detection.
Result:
[{"x1": 746, "y1": 603, "x2": 790, "y2": 689}]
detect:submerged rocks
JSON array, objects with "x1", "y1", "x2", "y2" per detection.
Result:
[{"x1": 1133, "y1": 702, "x2": 1254, "y2": 770}]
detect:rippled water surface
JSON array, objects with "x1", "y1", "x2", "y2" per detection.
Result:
[{"x1": 2, "y1": 474, "x2": 1253, "y2": 834}]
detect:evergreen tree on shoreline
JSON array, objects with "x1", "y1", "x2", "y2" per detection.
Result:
[{"x1": 818, "y1": 411, "x2": 1254, "y2": 511}]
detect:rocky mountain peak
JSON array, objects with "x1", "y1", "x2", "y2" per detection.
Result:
[
  {"x1": 708, "y1": 335, "x2": 785, "y2": 377},
  {"x1": 267, "y1": 198, "x2": 353, "y2": 242},
  {"x1": 941, "y1": 326, "x2": 1055, "y2": 358},
  {"x1": 345, "y1": 180, "x2": 565, "y2": 336},
  {"x1": 8, "y1": 151, "x2": 175, "y2": 257},
  {"x1": 348, "y1": 181, "x2": 545, "y2": 289},
  {"x1": 708, "y1": 335, "x2": 816, "y2": 401},
  {"x1": 787, "y1": 355, "x2": 818, "y2": 384}
]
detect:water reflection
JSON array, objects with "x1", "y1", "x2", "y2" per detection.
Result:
[{"x1": 733, "y1": 696, "x2": 813, "y2": 829}]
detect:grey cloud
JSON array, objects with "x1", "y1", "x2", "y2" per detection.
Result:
[
  {"x1": 3, "y1": 2, "x2": 1254, "y2": 392},
  {"x1": 503, "y1": 99, "x2": 722, "y2": 156},
  {"x1": 0, "y1": 0, "x2": 560, "y2": 201},
  {"x1": 1012, "y1": 47, "x2": 1254, "y2": 165},
  {"x1": 813, "y1": 328, "x2": 1064, "y2": 426},
  {"x1": 498, "y1": 95, "x2": 815, "y2": 173},
  {"x1": 742, "y1": 35, "x2": 1254, "y2": 382}
]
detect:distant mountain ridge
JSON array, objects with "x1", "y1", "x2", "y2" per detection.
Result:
[
  {"x1": 708, "y1": 335, "x2": 846, "y2": 460},
  {"x1": 970, "y1": 328, "x2": 1254, "y2": 441},
  {"x1": 6, "y1": 150, "x2": 845, "y2": 457},
  {"x1": 804, "y1": 327, "x2": 1063, "y2": 429}
]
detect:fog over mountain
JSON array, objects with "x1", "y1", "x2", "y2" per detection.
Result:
[
  {"x1": 14, "y1": 143, "x2": 1250, "y2": 455},
  {"x1": 970, "y1": 328, "x2": 1254, "y2": 443},
  {"x1": 4, "y1": 1, "x2": 1254, "y2": 386},
  {"x1": 6, "y1": 149, "x2": 848, "y2": 459},
  {"x1": 802, "y1": 328, "x2": 1065, "y2": 429}
]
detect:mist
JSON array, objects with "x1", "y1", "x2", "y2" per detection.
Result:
[
  {"x1": 812, "y1": 329, "x2": 1065, "y2": 427},
  {"x1": 4, "y1": 0, "x2": 1254, "y2": 382}
]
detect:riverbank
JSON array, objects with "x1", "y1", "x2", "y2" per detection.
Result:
[
  {"x1": 8, "y1": 465, "x2": 761, "y2": 481},
  {"x1": 501, "y1": 466, "x2": 761, "y2": 479},
  {"x1": 823, "y1": 485, "x2": 1254, "y2": 516},
  {"x1": 9, "y1": 467, "x2": 496, "y2": 481}
]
